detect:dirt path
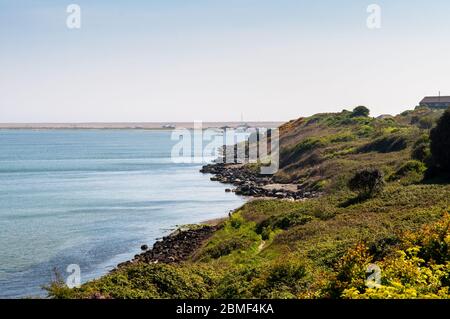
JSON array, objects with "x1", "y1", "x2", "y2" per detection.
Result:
[{"x1": 257, "y1": 240, "x2": 266, "y2": 252}]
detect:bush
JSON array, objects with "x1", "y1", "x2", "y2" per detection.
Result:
[
  {"x1": 357, "y1": 135, "x2": 408, "y2": 153},
  {"x1": 46, "y1": 263, "x2": 218, "y2": 299},
  {"x1": 348, "y1": 168, "x2": 385, "y2": 198},
  {"x1": 213, "y1": 256, "x2": 309, "y2": 299},
  {"x1": 401, "y1": 110, "x2": 413, "y2": 116},
  {"x1": 390, "y1": 160, "x2": 426, "y2": 181},
  {"x1": 418, "y1": 116, "x2": 434, "y2": 130},
  {"x1": 201, "y1": 236, "x2": 254, "y2": 259},
  {"x1": 338, "y1": 214, "x2": 450, "y2": 299},
  {"x1": 411, "y1": 135, "x2": 431, "y2": 163},
  {"x1": 45, "y1": 270, "x2": 77, "y2": 299},
  {"x1": 256, "y1": 211, "x2": 313, "y2": 239},
  {"x1": 311, "y1": 179, "x2": 329, "y2": 191},
  {"x1": 263, "y1": 257, "x2": 308, "y2": 295},
  {"x1": 357, "y1": 125, "x2": 374, "y2": 137},
  {"x1": 351, "y1": 106, "x2": 370, "y2": 118},
  {"x1": 430, "y1": 108, "x2": 450, "y2": 175},
  {"x1": 281, "y1": 137, "x2": 326, "y2": 167},
  {"x1": 212, "y1": 265, "x2": 262, "y2": 298},
  {"x1": 410, "y1": 116, "x2": 420, "y2": 125},
  {"x1": 324, "y1": 243, "x2": 372, "y2": 298}
]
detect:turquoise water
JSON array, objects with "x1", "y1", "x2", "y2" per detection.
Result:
[{"x1": 0, "y1": 130, "x2": 245, "y2": 298}]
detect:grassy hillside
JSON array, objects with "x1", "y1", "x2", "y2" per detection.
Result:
[
  {"x1": 47, "y1": 106, "x2": 450, "y2": 299},
  {"x1": 275, "y1": 106, "x2": 442, "y2": 191}
]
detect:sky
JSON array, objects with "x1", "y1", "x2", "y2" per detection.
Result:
[{"x1": 1, "y1": 0, "x2": 450, "y2": 123}]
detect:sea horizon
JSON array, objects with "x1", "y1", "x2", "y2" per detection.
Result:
[{"x1": 0, "y1": 121, "x2": 284, "y2": 130}]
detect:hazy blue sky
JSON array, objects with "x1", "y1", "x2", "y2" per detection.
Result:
[{"x1": 1, "y1": 0, "x2": 449, "y2": 122}]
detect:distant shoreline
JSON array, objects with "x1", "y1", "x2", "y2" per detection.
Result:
[{"x1": 0, "y1": 122, "x2": 283, "y2": 130}]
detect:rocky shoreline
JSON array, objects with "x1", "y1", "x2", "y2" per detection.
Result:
[
  {"x1": 117, "y1": 225, "x2": 220, "y2": 269},
  {"x1": 116, "y1": 162, "x2": 321, "y2": 270},
  {"x1": 200, "y1": 163, "x2": 322, "y2": 200}
]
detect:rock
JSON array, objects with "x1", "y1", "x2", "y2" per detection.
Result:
[
  {"x1": 91, "y1": 292, "x2": 107, "y2": 299},
  {"x1": 117, "y1": 225, "x2": 219, "y2": 268},
  {"x1": 200, "y1": 162, "x2": 322, "y2": 202},
  {"x1": 117, "y1": 261, "x2": 131, "y2": 268}
]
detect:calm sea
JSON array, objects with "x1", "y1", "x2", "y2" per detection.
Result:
[{"x1": 0, "y1": 129, "x2": 245, "y2": 298}]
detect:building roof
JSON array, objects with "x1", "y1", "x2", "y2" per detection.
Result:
[{"x1": 420, "y1": 96, "x2": 450, "y2": 104}]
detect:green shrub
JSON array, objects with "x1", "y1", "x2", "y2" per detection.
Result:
[
  {"x1": 411, "y1": 135, "x2": 431, "y2": 163},
  {"x1": 338, "y1": 214, "x2": 450, "y2": 299},
  {"x1": 256, "y1": 211, "x2": 314, "y2": 239},
  {"x1": 201, "y1": 236, "x2": 254, "y2": 259},
  {"x1": 213, "y1": 256, "x2": 309, "y2": 299},
  {"x1": 45, "y1": 271, "x2": 77, "y2": 299},
  {"x1": 46, "y1": 263, "x2": 219, "y2": 299},
  {"x1": 311, "y1": 179, "x2": 329, "y2": 191},
  {"x1": 389, "y1": 160, "x2": 426, "y2": 181},
  {"x1": 266, "y1": 258, "x2": 306, "y2": 286},
  {"x1": 293, "y1": 138, "x2": 326, "y2": 153},
  {"x1": 348, "y1": 168, "x2": 385, "y2": 198},
  {"x1": 418, "y1": 116, "x2": 434, "y2": 130},
  {"x1": 410, "y1": 115, "x2": 420, "y2": 125},
  {"x1": 281, "y1": 137, "x2": 326, "y2": 167},
  {"x1": 357, "y1": 125, "x2": 374, "y2": 137},
  {"x1": 329, "y1": 132, "x2": 355, "y2": 143},
  {"x1": 357, "y1": 135, "x2": 408, "y2": 153},
  {"x1": 324, "y1": 243, "x2": 372, "y2": 298},
  {"x1": 212, "y1": 265, "x2": 262, "y2": 298},
  {"x1": 230, "y1": 215, "x2": 244, "y2": 229},
  {"x1": 351, "y1": 106, "x2": 370, "y2": 118},
  {"x1": 401, "y1": 110, "x2": 413, "y2": 116}
]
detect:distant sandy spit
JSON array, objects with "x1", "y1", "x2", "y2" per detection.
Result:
[{"x1": 0, "y1": 122, "x2": 283, "y2": 130}]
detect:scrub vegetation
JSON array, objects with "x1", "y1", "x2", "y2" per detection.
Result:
[{"x1": 47, "y1": 106, "x2": 450, "y2": 299}]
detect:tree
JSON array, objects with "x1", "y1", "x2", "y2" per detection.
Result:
[
  {"x1": 351, "y1": 106, "x2": 370, "y2": 118},
  {"x1": 430, "y1": 108, "x2": 450, "y2": 175},
  {"x1": 348, "y1": 168, "x2": 385, "y2": 198}
]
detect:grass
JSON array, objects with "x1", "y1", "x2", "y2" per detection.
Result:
[
  {"x1": 45, "y1": 106, "x2": 450, "y2": 299},
  {"x1": 47, "y1": 183, "x2": 450, "y2": 299}
]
